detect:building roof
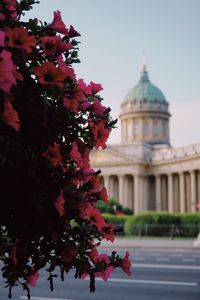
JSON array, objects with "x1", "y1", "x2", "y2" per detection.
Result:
[{"x1": 123, "y1": 65, "x2": 166, "y2": 104}]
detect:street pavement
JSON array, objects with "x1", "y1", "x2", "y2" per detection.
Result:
[
  {"x1": 100, "y1": 237, "x2": 197, "y2": 249},
  {"x1": 1, "y1": 239, "x2": 200, "y2": 300},
  {"x1": 0, "y1": 238, "x2": 200, "y2": 300}
]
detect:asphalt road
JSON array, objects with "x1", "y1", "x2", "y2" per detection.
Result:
[{"x1": 1, "y1": 248, "x2": 200, "y2": 300}]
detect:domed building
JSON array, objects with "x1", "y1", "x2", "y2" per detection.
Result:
[{"x1": 90, "y1": 65, "x2": 200, "y2": 214}]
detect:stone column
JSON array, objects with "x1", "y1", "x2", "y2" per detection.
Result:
[
  {"x1": 119, "y1": 175, "x2": 124, "y2": 206},
  {"x1": 139, "y1": 176, "x2": 147, "y2": 212},
  {"x1": 155, "y1": 175, "x2": 161, "y2": 211},
  {"x1": 134, "y1": 175, "x2": 140, "y2": 214},
  {"x1": 168, "y1": 173, "x2": 173, "y2": 212},
  {"x1": 190, "y1": 171, "x2": 196, "y2": 212},
  {"x1": 104, "y1": 175, "x2": 110, "y2": 198},
  {"x1": 179, "y1": 172, "x2": 185, "y2": 213}
]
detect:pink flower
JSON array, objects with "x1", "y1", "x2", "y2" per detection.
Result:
[
  {"x1": 2, "y1": 97, "x2": 20, "y2": 131},
  {"x1": 0, "y1": 30, "x2": 5, "y2": 46},
  {"x1": 69, "y1": 141, "x2": 83, "y2": 166},
  {"x1": 55, "y1": 190, "x2": 65, "y2": 217},
  {"x1": 121, "y1": 252, "x2": 132, "y2": 276},
  {"x1": 43, "y1": 144, "x2": 63, "y2": 167},
  {"x1": 87, "y1": 175, "x2": 100, "y2": 193},
  {"x1": 95, "y1": 265, "x2": 114, "y2": 281},
  {"x1": 78, "y1": 79, "x2": 92, "y2": 96},
  {"x1": 40, "y1": 35, "x2": 73, "y2": 57},
  {"x1": 89, "y1": 81, "x2": 103, "y2": 94},
  {"x1": 63, "y1": 84, "x2": 85, "y2": 113},
  {"x1": 68, "y1": 25, "x2": 81, "y2": 38},
  {"x1": 96, "y1": 187, "x2": 108, "y2": 202},
  {"x1": 47, "y1": 10, "x2": 68, "y2": 35},
  {"x1": 27, "y1": 271, "x2": 39, "y2": 287},
  {"x1": 57, "y1": 55, "x2": 75, "y2": 79},
  {"x1": 85, "y1": 203, "x2": 107, "y2": 230},
  {"x1": 101, "y1": 224, "x2": 115, "y2": 243},
  {"x1": 92, "y1": 122, "x2": 111, "y2": 150},
  {"x1": 0, "y1": 50, "x2": 16, "y2": 93},
  {"x1": 94, "y1": 254, "x2": 114, "y2": 281},
  {"x1": 89, "y1": 246, "x2": 99, "y2": 261},
  {"x1": 0, "y1": 13, "x2": 5, "y2": 21},
  {"x1": 90, "y1": 98, "x2": 107, "y2": 116},
  {"x1": 69, "y1": 141, "x2": 90, "y2": 168},
  {"x1": 5, "y1": 28, "x2": 36, "y2": 53},
  {"x1": 35, "y1": 62, "x2": 67, "y2": 88},
  {"x1": 3, "y1": 0, "x2": 17, "y2": 20}
]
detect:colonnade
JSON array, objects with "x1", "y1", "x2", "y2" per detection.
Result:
[{"x1": 101, "y1": 170, "x2": 200, "y2": 214}]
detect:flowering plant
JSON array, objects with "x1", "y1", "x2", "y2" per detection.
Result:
[{"x1": 0, "y1": 0, "x2": 131, "y2": 299}]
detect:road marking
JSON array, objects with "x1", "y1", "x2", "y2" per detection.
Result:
[
  {"x1": 156, "y1": 258, "x2": 170, "y2": 261},
  {"x1": 132, "y1": 263, "x2": 200, "y2": 270},
  {"x1": 182, "y1": 258, "x2": 195, "y2": 262},
  {"x1": 94, "y1": 277, "x2": 198, "y2": 287},
  {"x1": 134, "y1": 257, "x2": 146, "y2": 261},
  {"x1": 148, "y1": 253, "x2": 161, "y2": 257},
  {"x1": 170, "y1": 254, "x2": 182, "y2": 257},
  {"x1": 192, "y1": 254, "x2": 200, "y2": 258},
  {"x1": 20, "y1": 297, "x2": 76, "y2": 300}
]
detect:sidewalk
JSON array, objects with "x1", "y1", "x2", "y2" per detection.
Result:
[{"x1": 100, "y1": 237, "x2": 198, "y2": 250}]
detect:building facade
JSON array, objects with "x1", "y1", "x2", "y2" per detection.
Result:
[{"x1": 90, "y1": 65, "x2": 200, "y2": 214}]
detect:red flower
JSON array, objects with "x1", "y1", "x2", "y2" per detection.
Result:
[
  {"x1": 89, "y1": 81, "x2": 103, "y2": 94},
  {"x1": 3, "y1": 0, "x2": 17, "y2": 20},
  {"x1": 88, "y1": 175, "x2": 100, "y2": 193},
  {"x1": 61, "y1": 243, "x2": 77, "y2": 263},
  {"x1": 2, "y1": 97, "x2": 20, "y2": 131},
  {"x1": 94, "y1": 254, "x2": 114, "y2": 281},
  {"x1": 121, "y1": 252, "x2": 132, "y2": 276},
  {"x1": 57, "y1": 55, "x2": 75, "y2": 80},
  {"x1": 47, "y1": 10, "x2": 68, "y2": 35},
  {"x1": 27, "y1": 271, "x2": 39, "y2": 287},
  {"x1": 43, "y1": 144, "x2": 63, "y2": 167},
  {"x1": 85, "y1": 203, "x2": 107, "y2": 230},
  {"x1": 35, "y1": 62, "x2": 67, "y2": 88},
  {"x1": 78, "y1": 79, "x2": 92, "y2": 96},
  {"x1": 101, "y1": 224, "x2": 115, "y2": 243},
  {"x1": 40, "y1": 35, "x2": 73, "y2": 57},
  {"x1": 63, "y1": 84, "x2": 85, "y2": 113},
  {"x1": 96, "y1": 187, "x2": 108, "y2": 202},
  {"x1": 68, "y1": 25, "x2": 81, "y2": 38},
  {"x1": 0, "y1": 50, "x2": 16, "y2": 93},
  {"x1": 0, "y1": 30, "x2": 5, "y2": 46},
  {"x1": 89, "y1": 246, "x2": 99, "y2": 261},
  {"x1": 90, "y1": 98, "x2": 107, "y2": 116},
  {"x1": 0, "y1": 13, "x2": 5, "y2": 21},
  {"x1": 55, "y1": 190, "x2": 65, "y2": 217},
  {"x1": 95, "y1": 265, "x2": 114, "y2": 281},
  {"x1": 69, "y1": 141, "x2": 83, "y2": 166},
  {"x1": 92, "y1": 122, "x2": 111, "y2": 150},
  {"x1": 5, "y1": 28, "x2": 36, "y2": 53}
]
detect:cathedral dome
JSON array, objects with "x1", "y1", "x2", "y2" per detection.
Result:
[
  {"x1": 123, "y1": 65, "x2": 166, "y2": 104},
  {"x1": 120, "y1": 65, "x2": 170, "y2": 145}
]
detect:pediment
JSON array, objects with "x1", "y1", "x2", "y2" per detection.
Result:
[{"x1": 90, "y1": 148, "x2": 141, "y2": 166}]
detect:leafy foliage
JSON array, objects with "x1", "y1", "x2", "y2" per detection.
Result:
[{"x1": 96, "y1": 198, "x2": 133, "y2": 215}]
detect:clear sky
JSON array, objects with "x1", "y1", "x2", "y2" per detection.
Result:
[{"x1": 25, "y1": 0, "x2": 200, "y2": 148}]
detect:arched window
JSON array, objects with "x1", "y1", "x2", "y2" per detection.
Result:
[
  {"x1": 144, "y1": 122, "x2": 148, "y2": 136},
  {"x1": 134, "y1": 121, "x2": 139, "y2": 136},
  {"x1": 153, "y1": 121, "x2": 158, "y2": 136}
]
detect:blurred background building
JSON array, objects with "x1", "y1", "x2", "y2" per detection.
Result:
[{"x1": 90, "y1": 65, "x2": 200, "y2": 214}]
